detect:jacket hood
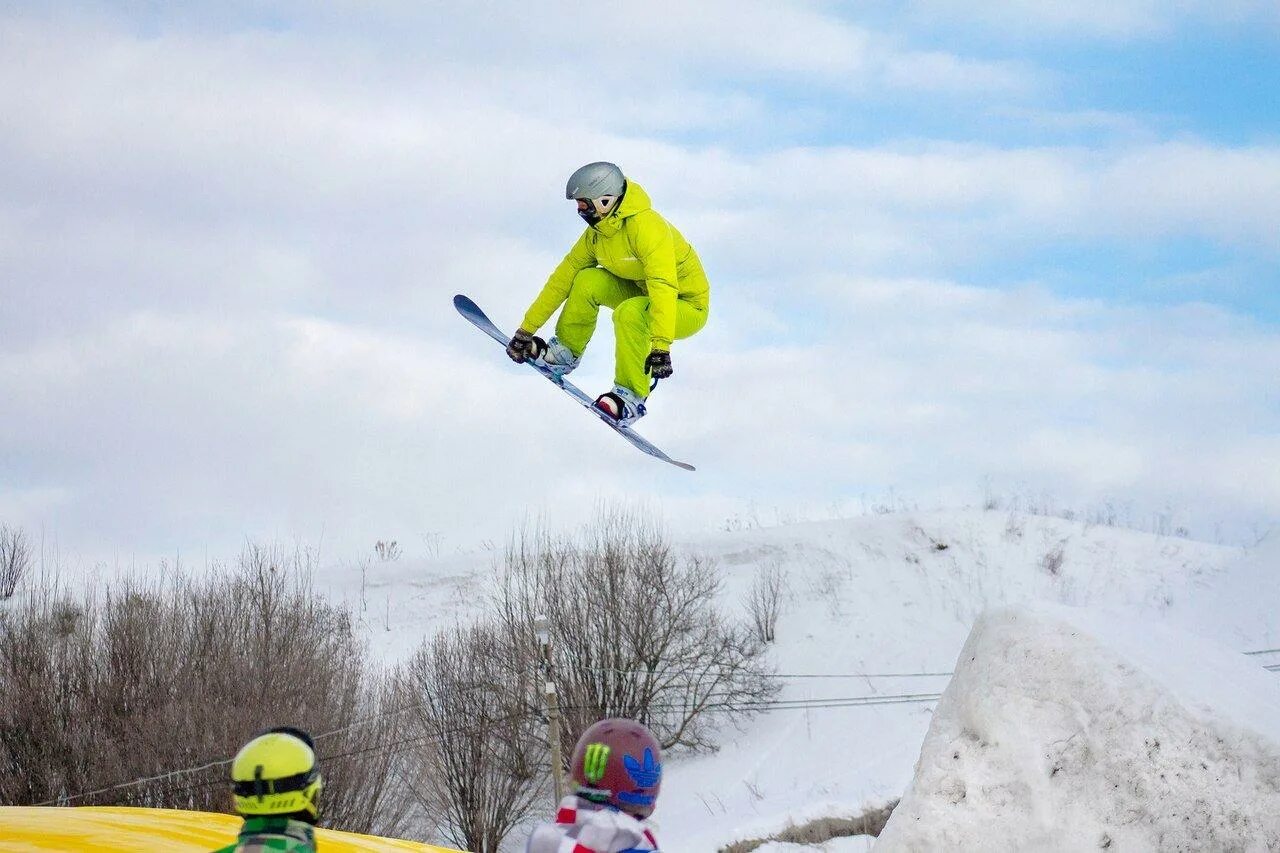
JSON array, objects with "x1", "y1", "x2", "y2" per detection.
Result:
[{"x1": 616, "y1": 180, "x2": 652, "y2": 218}]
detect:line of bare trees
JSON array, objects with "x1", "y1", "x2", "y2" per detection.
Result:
[
  {"x1": 0, "y1": 511, "x2": 779, "y2": 850},
  {"x1": 0, "y1": 544, "x2": 413, "y2": 834}
]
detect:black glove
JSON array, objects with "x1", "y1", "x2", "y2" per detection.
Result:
[
  {"x1": 506, "y1": 328, "x2": 535, "y2": 363},
  {"x1": 645, "y1": 349, "x2": 673, "y2": 379}
]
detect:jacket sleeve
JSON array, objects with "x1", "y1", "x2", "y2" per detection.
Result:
[
  {"x1": 521, "y1": 230, "x2": 596, "y2": 333},
  {"x1": 577, "y1": 810, "x2": 645, "y2": 853},
  {"x1": 628, "y1": 210, "x2": 679, "y2": 350}
]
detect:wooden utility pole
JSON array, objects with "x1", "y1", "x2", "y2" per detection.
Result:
[{"x1": 535, "y1": 615, "x2": 565, "y2": 801}]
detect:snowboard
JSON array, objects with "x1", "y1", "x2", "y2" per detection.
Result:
[{"x1": 454, "y1": 294, "x2": 695, "y2": 471}]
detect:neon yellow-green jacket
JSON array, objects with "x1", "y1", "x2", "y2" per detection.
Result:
[{"x1": 520, "y1": 181, "x2": 709, "y2": 350}]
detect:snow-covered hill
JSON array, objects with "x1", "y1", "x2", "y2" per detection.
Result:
[{"x1": 324, "y1": 509, "x2": 1277, "y2": 852}]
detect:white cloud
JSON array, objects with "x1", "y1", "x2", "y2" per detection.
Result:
[
  {"x1": 880, "y1": 48, "x2": 1035, "y2": 94},
  {"x1": 991, "y1": 107, "x2": 1160, "y2": 140},
  {"x1": 3, "y1": 277, "x2": 1276, "y2": 561},
  {"x1": 911, "y1": 0, "x2": 1170, "y2": 38},
  {"x1": 1, "y1": 6, "x2": 1277, "y2": 561},
  {"x1": 658, "y1": 142, "x2": 1280, "y2": 286},
  {"x1": 904, "y1": 0, "x2": 1280, "y2": 39},
  {"x1": 670, "y1": 276, "x2": 1280, "y2": 525}
]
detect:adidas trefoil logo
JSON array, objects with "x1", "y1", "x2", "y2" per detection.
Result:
[{"x1": 623, "y1": 748, "x2": 661, "y2": 787}]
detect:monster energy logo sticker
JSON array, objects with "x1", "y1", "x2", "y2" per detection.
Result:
[{"x1": 583, "y1": 742, "x2": 611, "y2": 783}]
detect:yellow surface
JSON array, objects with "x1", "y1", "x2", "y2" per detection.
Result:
[{"x1": 0, "y1": 807, "x2": 464, "y2": 852}]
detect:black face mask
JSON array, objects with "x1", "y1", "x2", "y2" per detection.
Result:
[
  {"x1": 575, "y1": 182, "x2": 626, "y2": 226},
  {"x1": 576, "y1": 199, "x2": 601, "y2": 225}
]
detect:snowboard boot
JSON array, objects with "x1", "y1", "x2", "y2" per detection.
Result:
[
  {"x1": 530, "y1": 336, "x2": 580, "y2": 379},
  {"x1": 593, "y1": 385, "x2": 647, "y2": 427}
]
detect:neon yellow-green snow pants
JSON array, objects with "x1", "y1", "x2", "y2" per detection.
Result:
[{"x1": 554, "y1": 267, "x2": 709, "y2": 399}]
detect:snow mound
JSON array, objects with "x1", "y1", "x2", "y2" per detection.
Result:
[{"x1": 876, "y1": 603, "x2": 1280, "y2": 851}]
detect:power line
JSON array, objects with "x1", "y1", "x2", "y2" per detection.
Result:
[
  {"x1": 697, "y1": 693, "x2": 943, "y2": 712},
  {"x1": 41, "y1": 641, "x2": 1280, "y2": 808},
  {"x1": 36, "y1": 757, "x2": 234, "y2": 807},
  {"x1": 552, "y1": 693, "x2": 944, "y2": 715},
  {"x1": 772, "y1": 672, "x2": 952, "y2": 679},
  {"x1": 181, "y1": 695, "x2": 944, "y2": 797},
  {"x1": 37, "y1": 687, "x2": 938, "y2": 808},
  {"x1": 581, "y1": 666, "x2": 954, "y2": 679},
  {"x1": 37, "y1": 702, "x2": 463, "y2": 807}
]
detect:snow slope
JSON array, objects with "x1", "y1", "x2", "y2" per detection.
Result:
[
  {"x1": 317, "y1": 509, "x2": 1275, "y2": 851},
  {"x1": 876, "y1": 604, "x2": 1280, "y2": 851},
  {"x1": 652, "y1": 510, "x2": 1273, "y2": 853}
]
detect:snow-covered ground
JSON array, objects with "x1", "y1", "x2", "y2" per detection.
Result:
[
  {"x1": 877, "y1": 604, "x2": 1280, "y2": 850},
  {"x1": 322, "y1": 508, "x2": 1280, "y2": 852}
]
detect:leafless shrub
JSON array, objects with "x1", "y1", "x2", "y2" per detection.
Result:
[
  {"x1": 1042, "y1": 540, "x2": 1067, "y2": 577},
  {"x1": 1086, "y1": 502, "x2": 1121, "y2": 528},
  {"x1": 908, "y1": 524, "x2": 949, "y2": 553},
  {"x1": 375, "y1": 540, "x2": 401, "y2": 562},
  {"x1": 394, "y1": 621, "x2": 544, "y2": 853},
  {"x1": 420, "y1": 532, "x2": 443, "y2": 559},
  {"x1": 493, "y1": 508, "x2": 780, "y2": 758},
  {"x1": 744, "y1": 562, "x2": 787, "y2": 643},
  {"x1": 0, "y1": 544, "x2": 413, "y2": 836},
  {"x1": 0, "y1": 524, "x2": 32, "y2": 599}
]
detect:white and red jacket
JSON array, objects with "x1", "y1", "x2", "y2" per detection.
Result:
[{"x1": 525, "y1": 795, "x2": 660, "y2": 853}]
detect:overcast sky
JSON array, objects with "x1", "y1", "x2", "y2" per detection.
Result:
[{"x1": 2, "y1": 1, "x2": 1278, "y2": 566}]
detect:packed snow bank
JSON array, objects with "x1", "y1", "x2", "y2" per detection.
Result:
[{"x1": 876, "y1": 604, "x2": 1280, "y2": 851}]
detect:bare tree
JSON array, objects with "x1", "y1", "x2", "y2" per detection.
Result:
[
  {"x1": 395, "y1": 621, "x2": 545, "y2": 853},
  {"x1": 744, "y1": 561, "x2": 788, "y2": 643},
  {"x1": 0, "y1": 525, "x2": 31, "y2": 599},
  {"x1": 493, "y1": 508, "x2": 779, "y2": 758},
  {"x1": 0, "y1": 544, "x2": 414, "y2": 836}
]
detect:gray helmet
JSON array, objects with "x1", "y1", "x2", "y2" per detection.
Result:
[{"x1": 566, "y1": 162, "x2": 626, "y2": 225}]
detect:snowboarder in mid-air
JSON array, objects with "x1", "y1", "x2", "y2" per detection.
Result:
[
  {"x1": 505, "y1": 162, "x2": 711, "y2": 426},
  {"x1": 525, "y1": 717, "x2": 664, "y2": 853}
]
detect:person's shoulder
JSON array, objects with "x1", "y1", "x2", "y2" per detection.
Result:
[
  {"x1": 623, "y1": 209, "x2": 673, "y2": 245},
  {"x1": 625, "y1": 207, "x2": 666, "y2": 226},
  {"x1": 268, "y1": 837, "x2": 315, "y2": 852},
  {"x1": 554, "y1": 793, "x2": 587, "y2": 823},
  {"x1": 526, "y1": 815, "x2": 572, "y2": 853},
  {"x1": 609, "y1": 813, "x2": 659, "y2": 852},
  {"x1": 210, "y1": 836, "x2": 311, "y2": 852}
]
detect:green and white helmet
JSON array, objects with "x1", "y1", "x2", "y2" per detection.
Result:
[{"x1": 566, "y1": 161, "x2": 626, "y2": 225}]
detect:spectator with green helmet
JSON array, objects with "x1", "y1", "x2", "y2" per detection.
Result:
[{"x1": 211, "y1": 726, "x2": 324, "y2": 853}]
